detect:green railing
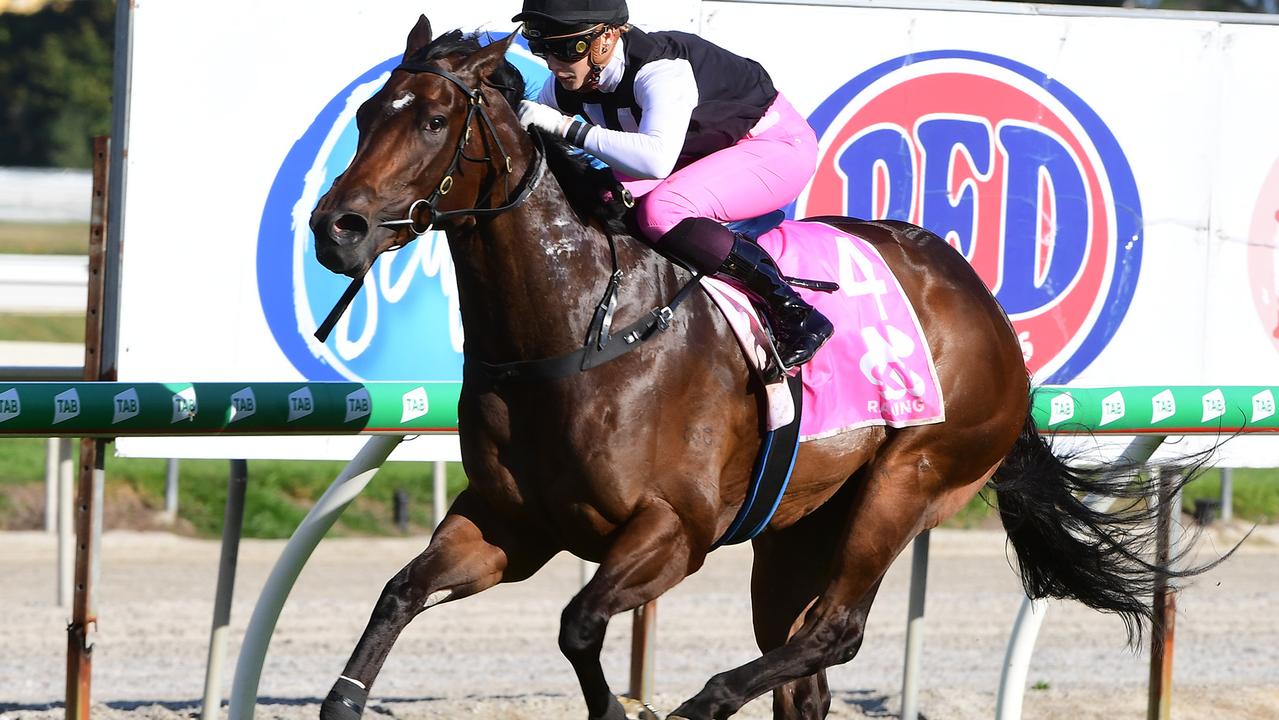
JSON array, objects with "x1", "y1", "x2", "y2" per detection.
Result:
[
  {"x1": 1032, "y1": 385, "x2": 1278, "y2": 434},
  {"x1": 0, "y1": 381, "x2": 460, "y2": 436},
  {"x1": 0, "y1": 381, "x2": 1275, "y2": 437}
]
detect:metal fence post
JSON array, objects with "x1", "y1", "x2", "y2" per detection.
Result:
[
  {"x1": 228, "y1": 435, "x2": 401, "y2": 720},
  {"x1": 57, "y1": 437, "x2": 76, "y2": 607},
  {"x1": 201, "y1": 459, "x2": 248, "y2": 719},
  {"x1": 1147, "y1": 466, "x2": 1180, "y2": 720},
  {"x1": 629, "y1": 600, "x2": 657, "y2": 706},
  {"x1": 900, "y1": 530, "x2": 930, "y2": 720},
  {"x1": 45, "y1": 438, "x2": 59, "y2": 532},
  {"x1": 165, "y1": 458, "x2": 180, "y2": 521},
  {"x1": 1219, "y1": 468, "x2": 1233, "y2": 523}
]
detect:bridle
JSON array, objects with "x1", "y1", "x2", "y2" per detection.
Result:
[
  {"x1": 378, "y1": 61, "x2": 546, "y2": 236},
  {"x1": 315, "y1": 60, "x2": 547, "y2": 342},
  {"x1": 315, "y1": 54, "x2": 700, "y2": 384}
]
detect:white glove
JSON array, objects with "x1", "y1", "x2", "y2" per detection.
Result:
[{"x1": 518, "y1": 100, "x2": 570, "y2": 137}]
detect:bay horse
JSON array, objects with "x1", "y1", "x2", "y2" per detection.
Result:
[{"x1": 308, "y1": 17, "x2": 1203, "y2": 720}]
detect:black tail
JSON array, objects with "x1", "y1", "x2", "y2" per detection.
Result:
[{"x1": 991, "y1": 408, "x2": 1230, "y2": 645}]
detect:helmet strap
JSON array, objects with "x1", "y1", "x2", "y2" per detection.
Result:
[{"x1": 585, "y1": 26, "x2": 626, "y2": 90}]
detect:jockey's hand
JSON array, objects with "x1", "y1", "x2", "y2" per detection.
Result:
[{"x1": 518, "y1": 100, "x2": 571, "y2": 137}]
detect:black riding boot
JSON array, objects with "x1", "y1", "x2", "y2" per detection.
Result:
[
  {"x1": 716, "y1": 236, "x2": 834, "y2": 368},
  {"x1": 659, "y1": 217, "x2": 834, "y2": 369}
]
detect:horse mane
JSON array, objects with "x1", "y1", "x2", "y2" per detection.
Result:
[
  {"x1": 411, "y1": 29, "x2": 633, "y2": 237},
  {"x1": 534, "y1": 133, "x2": 633, "y2": 237}
]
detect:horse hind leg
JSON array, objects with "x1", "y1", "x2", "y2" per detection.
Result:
[
  {"x1": 749, "y1": 480, "x2": 856, "y2": 719},
  {"x1": 319, "y1": 489, "x2": 556, "y2": 720},
  {"x1": 558, "y1": 502, "x2": 703, "y2": 720},
  {"x1": 670, "y1": 448, "x2": 945, "y2": 720}
]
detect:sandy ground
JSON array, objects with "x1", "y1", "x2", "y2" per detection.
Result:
[{"x1": 1, "y1": 524, "x2": 1276, "y2": 719}]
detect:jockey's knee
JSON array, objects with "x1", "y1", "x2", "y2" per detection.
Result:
[{"x1": 633, "y1": 189, "x2": 700, "y2": 242}]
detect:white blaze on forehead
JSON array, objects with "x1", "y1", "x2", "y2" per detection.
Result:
[{"x1": 390, "y1": 92, "x2": 416, "y2": 113}]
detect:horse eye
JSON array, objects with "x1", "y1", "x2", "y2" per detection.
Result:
[{"x1": 426, "y1": 116, "x2": 447, "y2": 132}]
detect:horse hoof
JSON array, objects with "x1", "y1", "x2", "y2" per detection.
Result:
[
  {"x1": 618, "y1": 695, "x2": 661, "y2": 720},
  {"x1": 320, "y1": 681, "x2": 368, "y2": 720}
]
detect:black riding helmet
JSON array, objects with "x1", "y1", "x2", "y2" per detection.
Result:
[{"x1": 512, "y1": 0, "x2": 628, "y2": 36}]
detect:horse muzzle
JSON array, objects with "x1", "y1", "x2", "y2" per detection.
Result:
[{"x1": 311, "y1": 209, "x2": 375, "y2": 278}]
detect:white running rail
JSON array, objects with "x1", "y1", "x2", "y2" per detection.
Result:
[{"x1": 0, "y1": 254, "x2": 88, "y2": 313}]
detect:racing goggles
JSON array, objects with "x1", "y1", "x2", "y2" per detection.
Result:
[{"x1": 523, "y1": 24, "x2": 606, "y2": 62}]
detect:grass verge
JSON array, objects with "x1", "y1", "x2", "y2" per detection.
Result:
[
  {"x1": 0, "y1": 437, "x2": 466, "y2": 538},
  {"x1": 0, "y1": 313, "x2": 85, "y2": 343},
  {"x1": 1180, "y1": 468, "x2": 1278, "y2": 524},
  {"x1": 0, "y1": 222, "x2": 88, "y2": 254}
]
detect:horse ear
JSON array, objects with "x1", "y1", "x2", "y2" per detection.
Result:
[
  {"x1": 403, "y1": 15, "x2": 433, "y2": 60},
  {"x1": 470, "y1": 32, "x2": 517, "y2": 80}
]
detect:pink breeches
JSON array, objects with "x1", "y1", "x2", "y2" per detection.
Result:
[{"x1": 623, "y1": 92, "x2": 819, "y2": 242}]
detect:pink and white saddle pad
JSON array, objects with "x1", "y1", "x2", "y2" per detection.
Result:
[{"x1": 700, "y1": 220, "x2": 946, "y2": 441}]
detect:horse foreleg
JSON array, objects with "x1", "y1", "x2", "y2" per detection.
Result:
[
  {"x1": 319, "y1": 490, "x2": 555, "y2": 720},
  {"x1": 559, "y1": 501, "x2": 699, "y2": 720}
]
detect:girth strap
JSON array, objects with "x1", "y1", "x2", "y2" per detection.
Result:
[{"x1": 712, "y1": 369, "x2": 804, "y2": 547}]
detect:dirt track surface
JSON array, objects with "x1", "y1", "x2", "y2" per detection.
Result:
[{"x1": 2, "y1": 525, "x2": 1276, "y2": 719}]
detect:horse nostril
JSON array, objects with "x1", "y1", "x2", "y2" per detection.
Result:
[{"x1": 332, "y1": 213, "x2": 369, "y2": 241}]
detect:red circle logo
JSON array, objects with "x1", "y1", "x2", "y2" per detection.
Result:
[
  {"x1": 798, "y1": 52, "x2": 1142, "y2": 384},
  {"x1": 1249, "y1": 158, "x2": 1279, "y2": 348}
]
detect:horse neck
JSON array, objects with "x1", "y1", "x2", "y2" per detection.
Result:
[{"x1": 446, "y1": 173, "x2": 623, "y2": 363}]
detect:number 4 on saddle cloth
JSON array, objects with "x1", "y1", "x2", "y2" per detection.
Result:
[{"x1": 706, "y1": 214, "x2": 946, "y2": 546}]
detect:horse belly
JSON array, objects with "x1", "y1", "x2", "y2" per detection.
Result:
[{"x1": 766, "y1": 425, "x2": 884, "y2": 531}]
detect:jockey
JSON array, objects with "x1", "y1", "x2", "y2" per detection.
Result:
[{"x1": 512, "y1": 0, "x2": 833, "y2": 370}]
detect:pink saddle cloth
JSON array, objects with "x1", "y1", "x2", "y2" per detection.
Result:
[{"x1": 700, "y1": 220, "x2": 946, "y2": 441}]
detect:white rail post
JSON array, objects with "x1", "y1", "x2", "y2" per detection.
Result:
[
  {"x1": 432, "y1": 459, "x2": 447, "y2": 531},
  {"x1": 164, "y1": 458, "x2": 180, "y2": 522},
  {"x1": 994, "y1": 598, "x2": 1049, "y2": 720},
  {"x1": 629, "y1": 601, "x2": 658, "y2": 706},
  {"x1": 228, "y1": 435, "x2": 402, "y2": 720},
  {"x1": 1219, "y1": 467, "x2": 1233, "y2": 523}
]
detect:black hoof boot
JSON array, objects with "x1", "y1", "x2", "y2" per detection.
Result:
[
  {"x1": 587, "y1": 694, "x2": 628, "y2": 720},
  {"x1": 320, "y1": 678, "x2": 368, "y2": 720}
]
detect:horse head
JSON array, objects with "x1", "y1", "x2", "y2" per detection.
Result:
[{"x1": 310, "y1": 16, "x2": 529, "y2": 278}]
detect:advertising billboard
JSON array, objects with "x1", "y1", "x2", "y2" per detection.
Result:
[{"x1": 115, "y1": 1, "x2": 1279, "y2": 463}]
